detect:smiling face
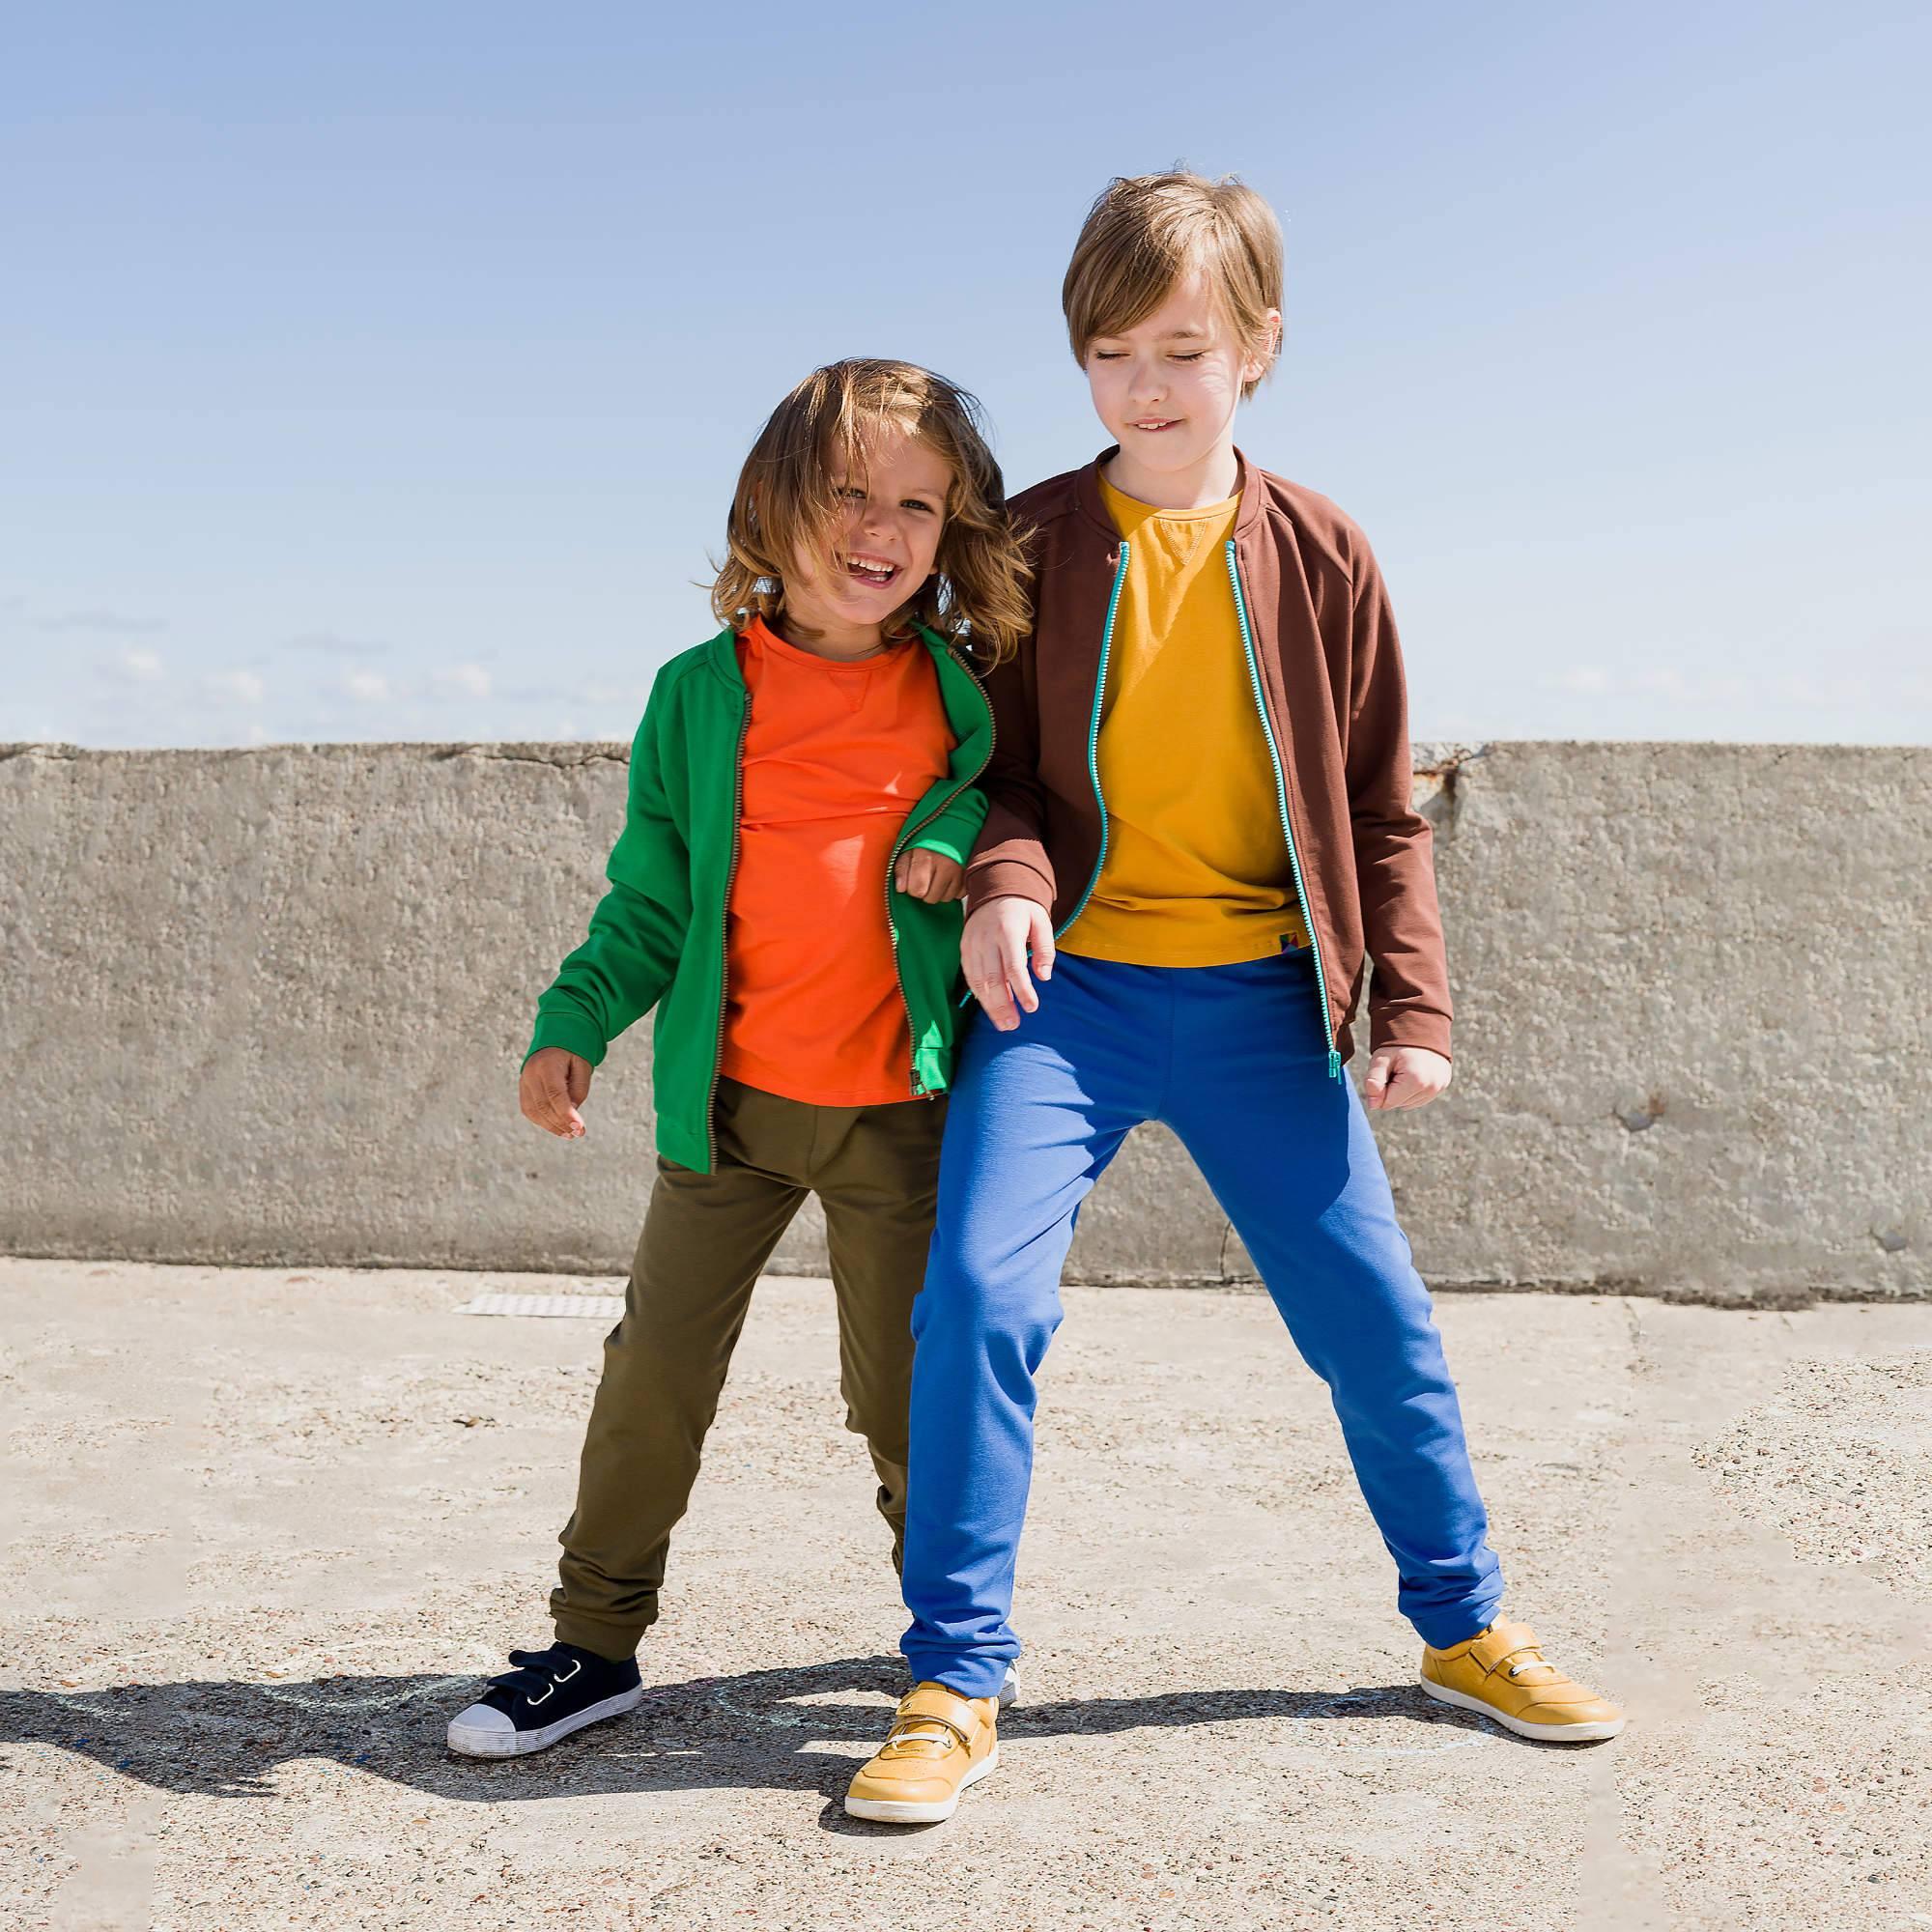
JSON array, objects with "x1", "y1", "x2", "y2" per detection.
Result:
[
  {"x1": 1084, "y1": 270, "x2": 1278, "y2": 501},
  {"x1": 781, "y1": 426, "x2": 953, "y2": 657}
]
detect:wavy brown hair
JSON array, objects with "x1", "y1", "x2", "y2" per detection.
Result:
[{"x1": 709, "y1": 358, "x2": 1032, "y2": 666}]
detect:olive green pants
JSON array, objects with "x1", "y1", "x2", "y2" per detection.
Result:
[{"x1": 550, "y1": 1076, "x2": 948, "y2": 1661}]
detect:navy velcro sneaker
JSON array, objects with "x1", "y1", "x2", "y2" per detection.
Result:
[{"x1": 445, "y1": 1641, "x2": 643, "y2": 1758}]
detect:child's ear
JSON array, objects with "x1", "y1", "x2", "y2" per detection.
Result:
[{"x1": 1244, "y1": 308, "x2": 1284, "y2": 385}]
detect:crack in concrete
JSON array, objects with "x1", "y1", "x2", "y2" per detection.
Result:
[
  {"x1": 1410, "y1": 741, "x2": 1489, "y2": 838},
  {"x1": 428, "y1": 745, "x2": 629, "y2": 768},
  {"x1": 1216, "y1": 1216, "x2": 1239, "y2": 1284}
]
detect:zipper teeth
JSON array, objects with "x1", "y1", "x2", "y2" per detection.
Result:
[
  {"x1": 1055, "y1": 540, "x2": 1130, "y2": 939},
  {"x1": 882, "y1": 854, "x2": 916, "y2": 1095},
  {"x1": 884, "y1": 640, "x2": 998, "y2": 1094},
  {"x1": 891, "y1": 643, "x2": 996, "y2": 853},
  {"x1": 1225, "y1": 542, "x2": 1341, "y2": 1081},
  {"x1": 706, "y1": 696, "x2": 752, "y2": 1166}
]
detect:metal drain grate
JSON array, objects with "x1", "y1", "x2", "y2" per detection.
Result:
[{"x1": 455, "y1": 1293, "x2": 625, "y2": 1320}]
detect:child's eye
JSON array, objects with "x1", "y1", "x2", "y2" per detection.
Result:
[
  {"x1": 1171, "y1": 352, "x2": 1205, "y2": 363},
  {"x1": 839, "y1": 487, "x2": 867, "y2": 501},
  {"x1": 1092, "y1": 351, "x2": 1125, "y2": 360},
  {"x1": 901, "y1": 499, "x2": 935, "y2": 514}
]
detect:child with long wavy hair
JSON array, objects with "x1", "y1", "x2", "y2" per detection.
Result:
[{"x1": 445, "y1": 357, "x2": 1029, "y2": 1759}]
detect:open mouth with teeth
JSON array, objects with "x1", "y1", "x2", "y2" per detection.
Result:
[
  {"x1": 1131, "y1": 418, "x2": 1180, "y2": 432},
  {"x1": 841, "y1": 553, "x2": 902, "y2": 588}
]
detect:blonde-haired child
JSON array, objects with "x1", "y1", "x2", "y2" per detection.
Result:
[
  {"x1": 447, "y1": 358, "x2": 1027, "y2": 1757},
  {"x1": 847, "y1": 179, "x2": 1624, "y2": 1823}
]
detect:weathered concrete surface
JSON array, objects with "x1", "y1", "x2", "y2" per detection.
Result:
[
  {"x1": 3, "y1": 1257, "x2": 1929, "y2": 1930},
  {"x1": 1, "y1": 740, "x2": 1926, "y2": 1301}
]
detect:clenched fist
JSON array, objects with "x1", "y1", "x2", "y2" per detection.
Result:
[
  {"x1": 894, "y1": 848, "x2": 967, "y2": 903},
  {"x1": 521, "y1": 1046, "x2": 593, "y2": 1138}
]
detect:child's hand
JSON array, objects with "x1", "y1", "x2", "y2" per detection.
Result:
[
  {"x1": 895, "y1": 849, "x2": 966, "y2": 903},
  {"x1": 522, "y1": 1047, "x2": 593, "y2": 1138},
  {"x1": 961, "y1": 897, "x2": 1055, "y2": 1031},
  {"x1": 1363, "y1": 1045, "x2": 1452, "y2": 1111}
]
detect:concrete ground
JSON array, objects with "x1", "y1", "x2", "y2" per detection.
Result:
[{"x1": 2, "y1": 1259, "x2": 1929, "y2": 1932}]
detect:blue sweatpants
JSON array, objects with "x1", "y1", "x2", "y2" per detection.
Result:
[{"x1": 899, "y1": 945, "x2": 1504, "y2": 1697}]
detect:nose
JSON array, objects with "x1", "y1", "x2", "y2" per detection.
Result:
[
  {"x1": 1125, "y1": 354, "x2": 1167, "y2": 409},
  {"x1": 857, "y1": 498, "x2": 900, "y2": 547}
]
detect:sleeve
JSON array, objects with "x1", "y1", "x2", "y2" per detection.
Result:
[
  {"x1": 904, "y1": 784, "x2": 990, "y2": 867},
  {"x1": 526, "y1": 681, "x2": 693, "y2": 1067},
  {"x1": 1344, "y1": 537, "x2": 1455, "y2": 1062},
  {"x1": 961, "y1": 635, "x2": 1058, "y2": 918}
]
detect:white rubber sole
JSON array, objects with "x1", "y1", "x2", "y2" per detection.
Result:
[
  {"x1": 446, "y1": 1685, "x2": 644, "y2": 1758},
  {"x1": 843, "y1": 1744, "x2": 1000, "y2": 1825},
  {"x1": 1419, "y1": 1675, "x2": 1626, "y2": 1742}
]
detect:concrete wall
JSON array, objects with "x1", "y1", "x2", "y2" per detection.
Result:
[{"x1": 2, "y1": 739, "x2": 1925, "y2": 1303}]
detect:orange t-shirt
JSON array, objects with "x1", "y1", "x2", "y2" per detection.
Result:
[{"x1": 719, "y1": 614, "x2": 955, "y2": 1107}]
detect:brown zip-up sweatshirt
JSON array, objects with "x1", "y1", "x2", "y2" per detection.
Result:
[{"x1": 963, "y1": 446, "x2": 1452, "y2": 1067}]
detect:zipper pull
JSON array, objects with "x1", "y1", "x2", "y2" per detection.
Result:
[{"x1": 1326, "y1": 1048, "x2": 1342, "y2": 1082}]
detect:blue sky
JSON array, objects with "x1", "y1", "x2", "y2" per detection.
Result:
[{"x1": 4, "y1": 1, "x2": 1927, "y2": 747}]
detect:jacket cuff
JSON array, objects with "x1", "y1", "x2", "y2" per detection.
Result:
[
  {"x1": 526, "y1": 1009, "x2": 610, "y2": 1068},
  {"x1": 1365, "y1": 1009, "x2": 1453, "y2": 1063},
  {"x1": 906, "y1": 825, "x2": 975, "y2": 867},
  {"x1": 963, "y1": 856, "x2": 1055, "y2": 920}
]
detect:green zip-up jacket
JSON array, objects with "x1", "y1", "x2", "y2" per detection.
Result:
[{"x1": 526, "y1": 624, "x2": 994, "y2": 1174}]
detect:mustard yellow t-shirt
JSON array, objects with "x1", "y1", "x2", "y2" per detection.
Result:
[{"x1": 1058, "y1": 472, "x2": 1311, "y2": 967}]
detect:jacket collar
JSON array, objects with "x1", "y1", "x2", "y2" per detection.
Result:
[
  {"x1": 1070, "y1": 445, "x2": 1267, "y2": 544},
  {"x1": 700, "y1": 624, "x2": 742, "y2": 691}
]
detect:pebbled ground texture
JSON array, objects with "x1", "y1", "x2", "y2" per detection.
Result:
[{"x1": 2, "y1": 1258, "x2": 1928, "y2": 1931}]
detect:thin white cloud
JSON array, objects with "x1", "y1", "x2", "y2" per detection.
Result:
[
  {"x1": 1637, "y1": 668, "x2": 1785, "y2": 706},
  {"x1": 114, "y1": 647, "x2": 165, "y2": 682},
  {"x1": 42, "y1": 609, "x2": 166, "y2": 635},
  {"x1": 290, "y1": 630, "x2": 389, "y2": 659},
  {"x1": 1541, "y1": 663, "x2": 1754, "y2": 707},
  {"x1": 345, "y1": 669, "x2": 390, "y2": 702},
  {"x1": 206, "y1": 668, "x2": 267, "y2": 704},
  {"x1": 433, "y1": 663, "x2": 493, "y2": 698},
  {"x1": 573, "y1": 678, "x2": 657, "y2": 707},
  {"x1": 1771, "y1": 671, "x2": 1871, "y2": 707},
  {"x1": 1550, "y1": 667, "x2": 1611, "y2": 695}
]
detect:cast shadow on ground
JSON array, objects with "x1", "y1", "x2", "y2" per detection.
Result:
[{"x1": 1, "y1": 1652, "x2": 1505, "y2": 1816}]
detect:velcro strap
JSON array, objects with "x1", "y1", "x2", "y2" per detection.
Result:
[
  {"x1": 1471, "y1": 1619, "x2": 1542, "y2": 1672},
  {"x1": 896, "y1": 1682, "x2": 979, "y2": 1741},
  {"x1": 887, "y1": 1719, "x2": 968, "y2": 1752},
  {"x1": 1494, "y1": 1642, "x2": 1547, "y2": 1673}
]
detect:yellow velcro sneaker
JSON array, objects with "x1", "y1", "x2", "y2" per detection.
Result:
[
  {"x1": 844, "y1": 1681, "x2": 1001, "y2": 1824},
  {"x1": 1421, "y1": 1617, "x2": 1625, "y2": 1742}
]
